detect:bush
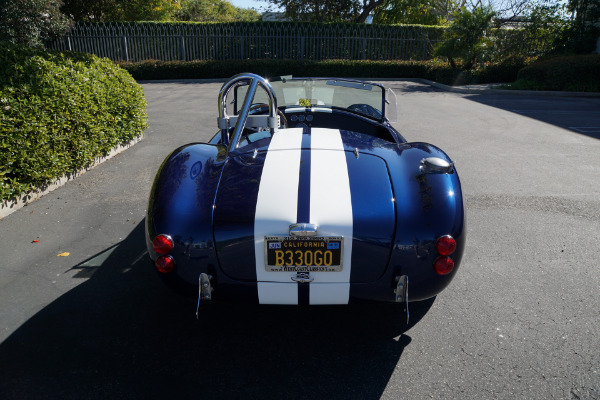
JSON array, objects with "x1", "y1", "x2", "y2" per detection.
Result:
[
  {"x1": 117, "y1": 58, "x2": 523, "y2": 85},
  {"x1": 511, "y1": 54, "x2": 600, "y2": 92},
  {"x1": 0, "y1": 43, "x2": 148, "y2": 203}
]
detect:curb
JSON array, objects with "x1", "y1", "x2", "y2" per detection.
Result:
[{"x1": 0, "y1": 136, "x2": 142, "y2": 220}]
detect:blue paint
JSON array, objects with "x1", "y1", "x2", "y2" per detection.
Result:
[
  {"x1": 296, "y1": 127, "x2": 311, "y2": 224},
  {"x1": 147, "y1": 101, "x2": 465, "y2": 304}
]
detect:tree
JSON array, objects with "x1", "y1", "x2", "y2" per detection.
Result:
[
  {"x1": 565, "y1": 0, "x2": 600, "y2": 52},
  {"x1": 373, "y1": 0, "x2": 462, "y2": 25},
  {"x1": 61, "y1": 0, "x2": 120, "y2": 21},
  {"x1": 119, "y1": 0, "x2": 181, "y2": 21},
  {"x1": 267, "y1": 0, "x2": 358, "y2": 22},
  {"x1": 434, "y1": 5, "x2": 496, "y2": 69},
  {"x1": 355, "y1": 0, "x2": 389, "y2": 22},
  {"x1": 463, "y1": 0, "x2": 531, "y2": 22},
  {"x1": 267, "y1": 0, "x2": 386, "y2": 23},
  {"x1": 176, "y1": 0, "x2": 260, "y2": 22},
  {"x1": 61, "y1": 0, "x2": 182, "y2": 21},
  {"x1": 0, "y1": 0, "x2": 71, "y2": 48},
  {"x1": 520, "y1": 0, "x2": 568, "y2": 55}
]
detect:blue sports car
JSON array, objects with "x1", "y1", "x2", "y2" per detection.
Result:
[{"x1": 145, "y1": 73, "x2": 465, "y2": 320}]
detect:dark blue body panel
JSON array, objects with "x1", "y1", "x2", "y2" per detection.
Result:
[
  {"x1": 147, "y1": 121, "x2": 465, "y2": 303},
  {"x1": 212, "y1": 152, "x2": 265, "y2": 282}
]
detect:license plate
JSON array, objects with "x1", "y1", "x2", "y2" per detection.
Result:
[{"x1": 265, "y1": 236, "x2": 343, "y2": 272}]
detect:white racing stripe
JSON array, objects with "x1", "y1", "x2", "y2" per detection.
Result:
[
  {"x1": 309, "y1": 128, "x2": 353, "y2": 304},
  {"x1": 254, "y1": 127, "x2": 353, "y2": 305},
  {"x1": 254, "y1": 128, "x2": 303, "y2": 304}
]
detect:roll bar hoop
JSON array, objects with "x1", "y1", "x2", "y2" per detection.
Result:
[{"x1": 217, "y1": 73, "x2": 278, "y2": 152}]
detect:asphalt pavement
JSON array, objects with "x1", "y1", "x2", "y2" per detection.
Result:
[{"x1": 0, "y1": 80, "x2": 599, "y2": 399}]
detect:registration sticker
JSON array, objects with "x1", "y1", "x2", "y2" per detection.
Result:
[{"x1": 265, "y1": 236, "x2": 343, "y2": 272}]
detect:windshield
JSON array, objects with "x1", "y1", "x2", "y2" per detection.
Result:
[{"x1": 234, "y1": 77, "x2": 391, "y2": 122}]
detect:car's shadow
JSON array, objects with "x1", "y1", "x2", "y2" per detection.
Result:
[{"x1": 0, "y1": 221, "x2": 435, "y2": 399}]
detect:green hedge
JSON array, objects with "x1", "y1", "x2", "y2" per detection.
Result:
[
  {"x1": 0, "y1": 43, "x2": 148, "y2": 203},
  {"x1": 118, "y1": 58, "x2": 525, "y2": 85},
  {"x1": 511, "y1": 54, "x2": 600, "y2": 92}
]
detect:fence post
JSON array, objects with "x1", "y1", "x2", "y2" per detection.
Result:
[
  {"x1": 180, "y1": 35, "x2": 185, "y2": 61},
  {"x1": 300, "y1": 36, "x2": 304, "y2": 60},
  {"x1": 240, "y1": 36, "x2": 244, "y2": 59},
  {"x1": 67, "y1": 36, "x2": 72, "y2": 52},
  {"x1": 121, "y1": 36, "x2": 129, "y2": 61}
]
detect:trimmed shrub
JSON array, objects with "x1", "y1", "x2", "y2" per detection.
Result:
[
  {"x1": 118, "y1": 58, "x2": 523, "y2": 85},
  {"x1": 0, "y1": 43, "x2": 148, "y2": 203},
  {"x1": 512, "y1": 54, "x2": 600, "y2": 91}
]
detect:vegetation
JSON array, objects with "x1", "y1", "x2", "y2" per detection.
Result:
[
  {"x1": 118, "y1": 57, "x2": 525, "y2": 85},
  {"x1": 0, "y1": 0, "x2": 71, "y2": 48},
  {"x1": 373, "y1": 0, "x2": 459, "y2": 25},
  {"x1": 267, "y1": 0, "x2": 387, "y2": 23},
  {"x1": 61, "y1": 0, "x2": 260, "y2": 22},
  {"x1": 562, "y1": 0, "x2": 600, "y2": 54},
  {"x1": 0, "y1": 43, "x2": 148, "y2": 203},
  {"x1": 176, "y1": 0, "x2": 260, "y2": 22},
  {"x1": 510, "y1": 54, "x2": 600, "y2": 92},
  {"x1": 434, "y1": 6, "x2": 496, "y2": 69},
  {"x1": 61, "y1": 0, "x2": 183, "y2": 22}
]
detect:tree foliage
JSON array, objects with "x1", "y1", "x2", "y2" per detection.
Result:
[
  {"x1": 434, "y1": 5, "x2": 496, "y2": 69},
  {"x1": 176, "y1": 0, "x2": 260, "y2": 22},
  {"x1": 61, "y1": 0, "x2": 182, "y2": 21},
  {"x1": 0, "y1": 0, "x2": 71, "y2": 48},
  {"x1": 267, "y1": 0, "x2": 386, "y2": 23},
  {"x1": 373, "y1": 0, "x2": 461, "y2": 25},
  {"x1": 564, "y1": 0, "x2": 600, "y2": 53}
]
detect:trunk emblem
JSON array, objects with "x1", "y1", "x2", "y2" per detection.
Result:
[{"x1": 289, "y1": 223, "x2": 318, "y2": 237}]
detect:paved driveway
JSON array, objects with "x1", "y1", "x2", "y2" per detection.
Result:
[{"x1": 0, "y1": 81, "x2": 599, "y2": 399}]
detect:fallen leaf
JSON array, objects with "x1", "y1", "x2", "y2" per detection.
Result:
[
  {"x1": 32, "y1": 240, "x2": 39, "y2": 243},
  {"x1": 57, "y1": 252, "x2": 70, "y2": 257}
]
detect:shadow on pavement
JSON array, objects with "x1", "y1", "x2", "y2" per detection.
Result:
[
  {"x1": 462, "y1": 93, "x2": 600, "y2": 141},
  {"x1": 0, "y1": 221, "x2": 435, "y2": 400},
  {"x1": 388, "y1": 83, "x2": 445, "y2": 94}
]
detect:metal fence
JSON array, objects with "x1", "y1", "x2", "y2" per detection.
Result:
[{"x1": 49, "y1": 22, "x2": 445, "y2": 62}]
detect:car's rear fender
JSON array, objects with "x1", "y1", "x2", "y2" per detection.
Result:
[
  {"x1": 146, "y1": 143, "x2": 227, "y2": 293},
  {"x1": 386, "y1": 142, "x2": 466, "y2": 301}
]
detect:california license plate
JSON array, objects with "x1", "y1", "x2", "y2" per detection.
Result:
[{"x1": 265, "y1": 236, "x2": 343, "y2": 272}]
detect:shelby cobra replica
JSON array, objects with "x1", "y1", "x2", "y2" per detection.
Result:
[{"x1": 146, "y1": 73, "x2": 465, "y2": 319}]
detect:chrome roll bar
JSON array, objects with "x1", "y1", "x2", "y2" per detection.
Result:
[{"x1": 217, "y1": 73, "x2": 278, "y2": 153}]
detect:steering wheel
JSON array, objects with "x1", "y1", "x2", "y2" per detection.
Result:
[{"x1": 249, "y1": 103, "x2": 288, "y2": 129}]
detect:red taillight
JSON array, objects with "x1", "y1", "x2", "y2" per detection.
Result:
[
  {"x1": 153, "y1": 234, "x2": 174, "y2": 255},
  {"x1": 435, "y1": 235, "x2": 456, "y2": 256},
  {"x1": 156, "y1": 255, "x2": 175, "y2": 273},
  {"x1": 434, "y1": 256, "x2": 454, "y2": 275}
]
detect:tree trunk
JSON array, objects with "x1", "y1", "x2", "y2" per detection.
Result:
[
  {"x1": 448, "y1": 57, "x2": 457, "y2": 69},
  {"x1": 354, "y1": 0, "x2": 386, "y2": 23}
]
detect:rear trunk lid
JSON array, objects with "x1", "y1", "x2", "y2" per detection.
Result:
[{"x1": 213, "y1": 128, "x2": 396, "y2": 287}]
